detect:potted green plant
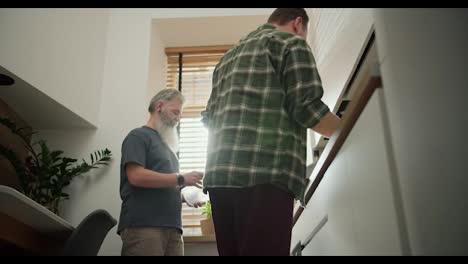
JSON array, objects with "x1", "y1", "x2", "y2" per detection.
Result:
[
  {"x1": 200, "y1": 200, "x2": 215, "y2": 235},
  {"x1": 0, "y1": 117, "x2": 112, "y2": 215}
]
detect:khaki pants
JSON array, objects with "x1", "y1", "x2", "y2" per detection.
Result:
[{"x1": 120, "y1": 227, "x2": 184, "y2": 256}]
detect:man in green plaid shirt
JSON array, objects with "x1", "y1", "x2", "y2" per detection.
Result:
[{"x1": 202, "y1": 8, "x2": 341, "y2": 256}]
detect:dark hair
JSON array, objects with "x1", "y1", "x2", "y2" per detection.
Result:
[{"x1": 268, "y1": 8, "x2": 309, "y2": 28}]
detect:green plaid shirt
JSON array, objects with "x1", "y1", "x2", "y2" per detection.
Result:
[{"x1": 201, "y1": 24, "x2": 330, "y2": 202}]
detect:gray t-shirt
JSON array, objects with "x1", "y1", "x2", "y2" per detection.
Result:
[{"x1": 117, "y1": 126, "x2": 181, "y2": 235}]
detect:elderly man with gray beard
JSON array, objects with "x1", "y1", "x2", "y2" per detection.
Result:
[{"x1": 117, "y1": 89, "x2": 204, "y2": 256}]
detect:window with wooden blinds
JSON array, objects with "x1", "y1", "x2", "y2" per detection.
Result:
[
  {"x1": 165, "y1": 45, "x2": 232, "y2": 174},
  {"x1": 165, "y1": 46, "x2": 231, "y2": 237}
]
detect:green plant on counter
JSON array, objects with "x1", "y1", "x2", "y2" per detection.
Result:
[
  {"x1": 201, "y1": 200, "x2": 212, "y2": 220},
  {"x1": 0, "y1": 117, "x2": 112, "y2": 215}
]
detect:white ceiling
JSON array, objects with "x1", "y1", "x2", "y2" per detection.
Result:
[{"x1": 153, "y1": 15, "x2": 270, "y2": 47}]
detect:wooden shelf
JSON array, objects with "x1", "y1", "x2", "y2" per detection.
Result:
[
  {"x1": 0, "y1": 65, "x2": 96, "y2": 129},
  {"x1": 0, "y1": 185, "x2": 74, "y2": 255}
]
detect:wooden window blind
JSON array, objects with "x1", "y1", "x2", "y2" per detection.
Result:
[
  {"x1": 165, "y1": 45, "x2": 231, "y2": 235},
  {"x1": 165, "y1": 45, "x2": 231, "y2": 174}
]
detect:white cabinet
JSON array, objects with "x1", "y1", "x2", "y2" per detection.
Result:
[
  {"x1": 293, "y1": 89, "x2": 404, "y2": 255},
  {"x1": 294, "y1": 9, "x2": 468, "y2": 256},
  {"x1": 373, "y1": 9, "x2": 468, "y2": 255}
]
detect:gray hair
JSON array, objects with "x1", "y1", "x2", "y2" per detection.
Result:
[{"x1": 148, "y1": 89, "x2": 185, "y2": 113}]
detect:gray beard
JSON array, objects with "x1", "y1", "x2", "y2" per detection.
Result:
[{"x1": 155, "y1": 122, "x2": 179, "y2": 155}]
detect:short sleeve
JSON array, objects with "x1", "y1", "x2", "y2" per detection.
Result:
[{"x1": 122, "y1": 134, "x2": 147, "y2": 168}]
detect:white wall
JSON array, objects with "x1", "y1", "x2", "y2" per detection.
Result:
[
  {"x1": 36, "y1": 9, "x2": 153, "y2": 255},
  {"x1": 373, "y1": 8, "x2": 468, "y2": 255},
  {"x1": 0, "y1": 8, "x2": 109, "y2": 126},
  {"x1": 31, "y1": 8, "x2": 274, "y2": 256},
  {"x1": 306, "y1": 8, "x2": 374, "y2": 143},
  {"x1": 147, "y1": 23, "x2": 167, "y2": 102},
  {"x1": 147, "y1": 8, "x2": 274, "y2": 20}
]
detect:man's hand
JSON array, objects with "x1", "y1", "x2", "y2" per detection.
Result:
[
  {"x1": 181, "y1": 186, "x2": 207, "y2": 207},
  {"x1": 312, "y1": 112, "x2": 341, "y2": 138},
  {"x1": 190, "y1": 201, "x2": 206, "y2": 208},
  {"x1": 182, "y1": 171, "x2": 204, "y2": 188}
]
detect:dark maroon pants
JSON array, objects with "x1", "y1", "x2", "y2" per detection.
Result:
[{"x1": 208, "y1": 184, "x2": 294, "y2": 256}]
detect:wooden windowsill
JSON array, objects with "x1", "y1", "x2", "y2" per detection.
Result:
[{"x1": 183, "y1": 234, "x2": 216, "y2": 243}]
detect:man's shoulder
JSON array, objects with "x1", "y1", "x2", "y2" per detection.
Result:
[
  {"x1": 259, "y1": 26, "x2": 305, "y2": 46},
  {"x1": 271, "y1": 33, "x2": 308, "y2": 51},
  {"x1": 242, "y1": 25, "x2": 309, "y2": 54},
  {"x1": 124, "y1": 127, "x2": 154, "y2": 143},
  {"x1": 128, "y1": 126, "x2": 146, "y2": 136}
]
